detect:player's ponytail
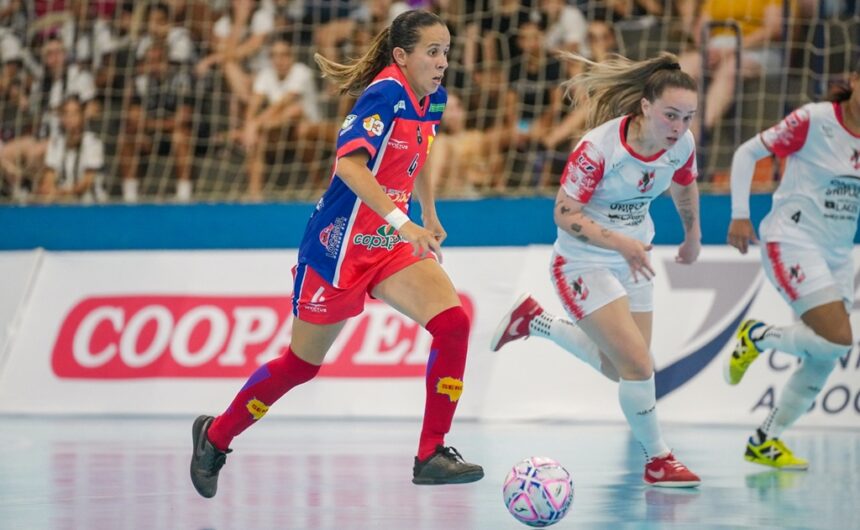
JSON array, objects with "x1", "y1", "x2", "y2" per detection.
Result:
[
  {"x1": 560, "y1": 52, "x2": 697, "y2": 129},
  {"x1": 314, "y1": 10, "x2": 445, "y2": 97}
]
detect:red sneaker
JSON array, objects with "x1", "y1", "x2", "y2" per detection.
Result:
[
  {"x1": 490, "y1": 293, "x2": 544, "y2": 352},
  {"x1": 643, "y1": 453, "x2": 701, "y2": 488}
]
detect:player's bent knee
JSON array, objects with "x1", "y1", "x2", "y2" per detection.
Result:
[
  {"x1": 807, "y1": 331, "x2": 852, "y2": 361},
  {"x1": 426, "y1": 306, "x2": 470, "y2": 340}
]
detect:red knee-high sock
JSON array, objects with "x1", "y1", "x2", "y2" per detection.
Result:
[
  {"x1": 418, "y1": 306, "x2": 470, "y2": 460},
  {"x1": 207, "y1": 346, "x2": 320, "y2": 451}
]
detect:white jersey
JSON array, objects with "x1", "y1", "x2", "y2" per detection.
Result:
[
  {"x1": 554, "y1": 115, "x2": 697, "y2": 263},
  {"x1": 759, "y1": 101, "x2": 860, "y2": 262}
]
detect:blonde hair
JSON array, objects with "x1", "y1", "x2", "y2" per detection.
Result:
[
  {"x1": 314, "y1": 11, "x2": 444, "y2": 97},
  {"x1": 561, "y1": 51, "x2": 697, "y2": 129}
]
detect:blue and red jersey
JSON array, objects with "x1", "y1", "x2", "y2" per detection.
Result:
[{"x1": 297, "y1": 64, "x2": 446, "y2": 288}]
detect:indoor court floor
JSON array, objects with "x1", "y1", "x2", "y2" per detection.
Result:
[{"x1": 1, "y1": 417, "x2": 857, "y2": 530}]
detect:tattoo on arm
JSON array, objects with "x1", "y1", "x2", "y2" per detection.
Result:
[
  {"x1": 560, "y1": 206, "x2": 571, "y2": 215},
  {"x1": 571, "y1": 223, "x2": 582, "y2": 232},
  {"x1": 576, "y1": 235, "x2": 589, "y2": 243},
  {"x1": 679, "y1": 207, "x2": 695, "y2": 230},
  {"x1": 600, "y1": 228, "x2": 612, "y2": 239}
]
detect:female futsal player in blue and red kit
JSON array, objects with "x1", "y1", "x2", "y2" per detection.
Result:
[{"x1": 190, "y1": 10, "x2": 483, "y2": 498}]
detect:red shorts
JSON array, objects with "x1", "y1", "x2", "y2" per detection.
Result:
[{"x1": 292, "y1": 244, "x2": 432, "y2": 324}]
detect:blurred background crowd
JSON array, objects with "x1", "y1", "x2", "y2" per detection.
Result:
[{"x1": 0, "y1": 0, "x2": 857, "y2": 204}]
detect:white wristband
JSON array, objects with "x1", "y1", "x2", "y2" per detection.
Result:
[{"x1": 384, "y1": 208, "x2": 410, "y2": 230}]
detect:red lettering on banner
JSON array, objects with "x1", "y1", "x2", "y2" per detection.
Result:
[{"x1": 51, "y1": 295, "x2": 474, "y2": 379}]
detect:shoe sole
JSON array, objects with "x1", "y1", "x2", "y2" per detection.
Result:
[
  {"x1": 646, "y1": 480, "x2": 701, "y2": 488},
  {"x1": 744, "y1": 454, "x2": 809, "y2": 471},
  {"x1": 412, "y1": 469, "x2": 485, "y2": 485},
  {"x1": 489, "y1": 293, "x2": 532, "y2": 352}
]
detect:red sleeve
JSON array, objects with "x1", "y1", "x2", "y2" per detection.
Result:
[
  {"x1": 759, "y1": 107, "x2": 810, "y2": 158},
  {"x1": 672, "y1": 150, "x2": 698, "y2": 186},
  {"x1": 560, "y1": 141, "x2": 605, "y2": 203}
]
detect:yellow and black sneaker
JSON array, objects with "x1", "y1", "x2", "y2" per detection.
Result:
[
  {"x1": 724, "y1": 319, "x2": 766, "y2": 385},
  {"x1": 745, "y1": 436, "x2": 809, "y2": 470}
]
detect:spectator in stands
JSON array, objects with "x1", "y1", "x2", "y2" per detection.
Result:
[
  {"x1": 36, "y1": 96, "x2": 105, "y2": 202},
  {"x1": 136, "y1": 2, "x2": 196, "y2": 66},
  {"x1": 540, "y1": 0, "x2": 587, "y2": 56},
  {"x1": 477, "y1": 0, "x2": 531, "y2": 66},
  {"x1": 195, "y1": 0, "x2": 275, "y2": 105},
  {"x1": 541, "y1": 20, "x2": 619, "y2": 152},
  {"x1": 426, "y1": 92, "x2": 490, "y2": 195},
  {"x1": 235, "y1": 34, "x2": 322, "y2": 200},
  {"x1": 678, "y1": 0, "x2": 783, "y2": 135},
  {"x1": 118, "y1": 41, "x2": 193, "y2": 202},
  {"x1": 29, "y1": 36, "x2": 97, "y2": 139},
  {"x1": 485, "y1": 18, "x2": 563, "y2": 188}
]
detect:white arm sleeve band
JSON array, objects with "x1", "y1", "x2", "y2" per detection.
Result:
[{"x1": 730, "y1": 135, "x2": 771, "y2": 219}]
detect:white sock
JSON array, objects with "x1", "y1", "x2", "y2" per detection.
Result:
[
  {"x1": 176, "y1": 180, "x2": 192, "y2": 202},
  {"x1": 122, "y1": 179, "x2": 139, "y2": 203},
  {"x1": 753, "y1": 322, "x2": 850, "y2": 360},
  {"x1": 759, "y1": 357, "x2": 836, "y2": 439},
  {"x1": 618, "y1": 374, "x2": 670, "y2": 459},
  {"x1": 529, "y1": 312, "x2": 603, "y2": 373}
]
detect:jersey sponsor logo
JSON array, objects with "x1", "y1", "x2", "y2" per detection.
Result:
[
  {"x1": 246, "y1": 398, "x2": 269, "y2": 420},
  {"x1": 638, "y1": 170, "x2": 656, "y2": 193},
  {"x1": 388, "y1": 138, "x2": 409, "y2": 150},
  {"x1": 363, "y1": 114, "x2": 385, "y2": 137},
  {"x1": 563, "y1": 141, "x2": 603, "y2": 195},
  {"x1": 353, "y1": 224, "x2": 403, "y2": 250},
  {"x1": 427, "y1": 133, "x2": 435, "y2": 154},
  {"x1": 852, "y1": 149, "x2": 860, "y2": 170},
  {"x1": 435, "y1": 376, "x2": 463, "y2": 402},
  {"x1": 429, "y1": 102, "x2": 446, "y2": 113},
  {"x1": 393, "y1": 100, "x2": 406, "y2": 112},
  {"x1": 762, "y1": 108, "x2": 809, "y2": 152},
  {"x1": 609, "y1": 199, "x2": 649, "y2": 226},
  {"x1": 416, "y1": 125, "x2": 423, "y2": 144},
  {"x1": 382, "y1": 186, "x2": 410, "y2": 204},
  {"x1": 319, "y1": 216, "x2": 347, "y2": 259},
  {"x1": 49, "y1": 294, "x2": 474, "y2": 379}
]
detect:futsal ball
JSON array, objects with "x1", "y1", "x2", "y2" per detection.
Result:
[{"x1": 502, "y1": 457, "x2": 574, "y2": 527}]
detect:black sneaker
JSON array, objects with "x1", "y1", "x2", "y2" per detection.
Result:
[
  {"x1": 190, "y1": 415, "x2": 232, "y2": 498},
  {"x1": 412, "y1": 445, "x2": 484, "y2": 485}
]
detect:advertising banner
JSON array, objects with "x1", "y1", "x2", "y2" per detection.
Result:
[{"x1": 0, "y1": 247, "x2": 857, "y2": 428}]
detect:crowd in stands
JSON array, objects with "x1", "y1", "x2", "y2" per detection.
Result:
[{"x1": 0, "y1": 0, "x2": 856, "y2": 203}]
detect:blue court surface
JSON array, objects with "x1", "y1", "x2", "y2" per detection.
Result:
[{"x1": 1, "y1": 417, "x2": 857, "y2": 530}]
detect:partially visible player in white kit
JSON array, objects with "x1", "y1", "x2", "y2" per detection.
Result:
[
  {"x1": 492, "y1": 52, "x2": 702, "y2": 487},
  {"x1": 724, "y1": 62, "x2": 860, "y2": 470}
]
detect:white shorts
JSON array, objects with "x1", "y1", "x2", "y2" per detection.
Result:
[
  {"x1": 761, "y1": 241, "x2": 853, "y2": 316},
  {"x1": 549, "y1": 252, "x2": 653, "y2": 322}
]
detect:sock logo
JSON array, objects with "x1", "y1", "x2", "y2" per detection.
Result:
[
  {"x1": 436, "y1": 377, "x2": 463, "y2": 402},
  {"x1": 246, "y1": 398, "x2": 269, "y2": 420}
]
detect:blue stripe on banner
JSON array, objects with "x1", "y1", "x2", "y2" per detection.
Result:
[
  {"x1": 0, "y1": 195, "x2": 778, "y2": 250},
  {"x1": 654, "y1": 294, "x2": 757, "y2": 400}
]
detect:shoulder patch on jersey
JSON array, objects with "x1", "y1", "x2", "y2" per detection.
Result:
[
  {"x1": 429, "y1": 102, "x2": 446, "y2": 113},
  {"x1": 363, "y1": 114, "x2": 385, "y2": 137}
]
